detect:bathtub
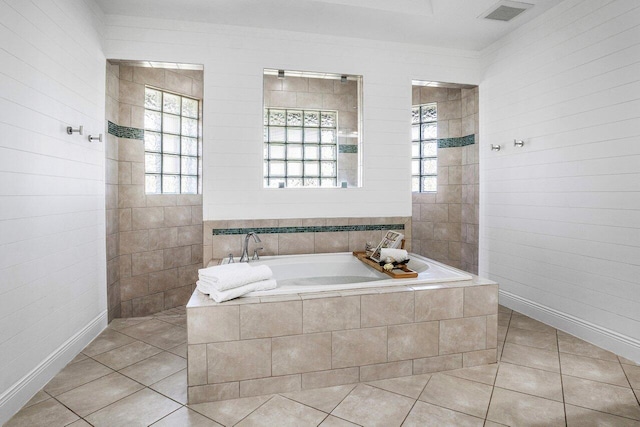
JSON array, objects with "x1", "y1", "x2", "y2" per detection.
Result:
[
  {"x1": 188, "y1": 252, "x2": 497, "y2": 404},
  {"x1": 222, "y1": 252, "x2": 473, "y2": 296}
]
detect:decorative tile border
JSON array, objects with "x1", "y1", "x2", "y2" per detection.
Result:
[
  {"x1": 213, "y1": 223, "x2": 405, "y2": 235},
  {"x1": 438, "y1": 134, "x2": 475, "y2": 148},
  {"x1": 338, "y1": 144, "x2": 358, "y2": 154},
  {"x1": 108, "y1": 121, "x2": 144, "y2": 140}
]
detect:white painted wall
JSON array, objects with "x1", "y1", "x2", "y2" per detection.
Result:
[
  {"x1": 103, "y1": 16, "x2": 481, "y2": 220},
  {"x1": 480, "y1": 0, "x2": 640, "y2": 361},
  {"x1": 0, "y1": 0, "x2": 107, "y2": 422}
]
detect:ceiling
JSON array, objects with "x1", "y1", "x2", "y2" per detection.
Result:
[{"x1": 95, "y1": 0, "x2": 562, "y2": 51}]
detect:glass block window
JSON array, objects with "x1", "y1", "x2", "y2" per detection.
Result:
[
  {"x1": 144, "y1": 88, "x2": 200, "y2": 194},
  {"x1": 264, "y1": 108, "x2": 338, "y2": 188},
  {"x1": 411, "y1": 103, "x2": 437, "y2": 192}
]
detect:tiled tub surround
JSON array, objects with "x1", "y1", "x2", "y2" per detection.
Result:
[
  {"x1": 411, "y1": 86, "x2": 479, "y2": 274},
  {"x1": 186, "y1": 277, "x2": 498, "y2": 404},
  {"x1": 203, "y1": 216, "x2": 411, "y2": 262},
  {"x1": 108, "y1": 62, "x2": 205, "y2": 317}
]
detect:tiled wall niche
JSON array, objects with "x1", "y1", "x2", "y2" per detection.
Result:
[
  {"x1": 106, "y1": 61, "x2": 204, "y2": 318},
  {"x1": 203, "y1": 217, "x2": 411, "y2": 263},
  {"x1": 264, "y1": 74, "x2": 360, "y2": 187},
  {"x1": 411, "y1": 86, "x2": 479, "y2": 274}
]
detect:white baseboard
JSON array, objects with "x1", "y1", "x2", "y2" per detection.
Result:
[
  {"x1": 499, "y1": 290, "x2": 640, "y2": 364},
  {"x1": 0, "y1": 311, "x2": 107, "y2": 425}
]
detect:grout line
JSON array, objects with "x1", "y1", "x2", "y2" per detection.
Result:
[
  {"x1": 556, "y1": 328, "x2": 568, "y2": 427},
  {"x1": 232, "y1": 394, "x2": 277, "y2": 425},
  {"x1": 484, "y1": 309, "x2": 509, "y2": 424}
]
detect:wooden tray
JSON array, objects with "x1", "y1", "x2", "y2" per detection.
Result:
[{"x1": 352, "y1": 251, "x2": 418, "y2": 279}]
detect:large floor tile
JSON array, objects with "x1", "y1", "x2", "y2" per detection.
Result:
[
  {"x1": 402, "y1": 401, "x2": 484, "y2": 427},
  {"x1": 150, "y1": 369, "x2": 188, "y2": 404},
  {"x1": 82, "y1": 329, "x2": 137, "y2": 356},
  {"x1": 151, "y1": 407, "x2": 222, "y2": 426},
  {"x1": 23, "y1": 390, "x2": 50, "y2": 408},
  {"x1": 159, "y1": 315, "x2": 187, "y2": 328},
  {"x1": 332, "y1": 384, "x2": 414, "y2": 427},
  {"x1": 560, "y1": 352, "x2": 629, "y2": 387},
  {"x1": 557, "y1": 331, "x2": 619, "y2": 362},
  {"x1": 120, "y1": 351, "x2": 186, "y2": 386},
  {"x1": 189, "y1": 394, "x2": 272, "y2": 426},
  {"x1": 236, "y1": 395, "x2": 327, "y2": 427},
  {"x1": 56, "y1": 372, "x2": 144, "y2": 417},
  {"x1": 43, "y1": 358, "x2": 113, "y2": 396},
  {"x1": 565, "y1": 404, "x2": 640, "y2": 427},
  {"x1": 5, "y1": 399, "x2": 79, "y2": 427},
  {"x1": 85, "y1": 388, "x2": 181, "y2": 427},
  {"x1": 562, "y1": 375, "x2": 640, "y2": 420},
  {"x1": 419, "y1": 373, "x2": 492, "y2": 418},
  {"x1": 619, "y1": 356, "x2": 640, "y2": 366},
  {"x1": 444, "y1": 364, "x2": 498, "y2": 385},
  {"x1": 505, "y1": 326, "x2": 558, "y2": 351},
  {"x1": 68, "y1": 352, "x2": 89, "y2": 365},
  {"x1": 367, "y1": 374, "x2": 431, "y2": 398},
  {"x1": 68, "y1": 420, "x2": 92, "y2": 426},
  {"x1": 486, "y1": 387, "x2": 565, "y2": 427},
  {"x1": 108, "y1": 317, "x2": 150, "y2": 331},
  {"x1": 509, "y1": 314, "x2": 556, "y2": 333},
  {"x1": 319, "y1": 415, "x2": 360, "y2": 426},
  {"x1": 119, "y1": 319, "x2": 186, "y2": 350},
  {"x1": 167, "y1": 342, "x2": 187, "y2": 358},
  {"x1": 622, "y1": 363, "x2": 640, "y2": 389},
  {"x1": 93, "y1": 340, "x2": 162, "y2": 370},
  {"x1": 500, "y1": 342, "x2": 560, "y2": 373},
  {"x1": 282, "y1": 384, "x2": 356, "y2": 412},
  {"x1": 494, "y1": 362, "x2": 563, "y2": 402}
]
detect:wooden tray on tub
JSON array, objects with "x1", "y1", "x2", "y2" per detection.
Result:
[{"x1": 352, "y1": 251, "x2": 418, "y2": 279}]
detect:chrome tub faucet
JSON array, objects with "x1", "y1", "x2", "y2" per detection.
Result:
[{"x1": 240, "y1": 231, "x2": 262, "y2": 262}]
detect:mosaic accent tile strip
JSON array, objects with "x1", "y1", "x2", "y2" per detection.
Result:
[
  {"x1": 438, "y1": 134, "x2": 475, "y2": 148},
  {"x1": 213, "y1": 223, "x2": 405, "y2": 235},
  {"x1": 338, "y1": 144, "x2": 358, "y2": 154},
  {"x1": 108, "y1": 121, "x2": 144, "y2": 140}
]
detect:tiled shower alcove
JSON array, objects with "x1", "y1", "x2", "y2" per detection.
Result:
[{"x1": 186, "y1": 279, "x2": 498, "y2": 404}]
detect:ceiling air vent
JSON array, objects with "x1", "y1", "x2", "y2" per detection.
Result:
[{"x1": 480, "y1": 1, "x2": 533, "y2": 22}]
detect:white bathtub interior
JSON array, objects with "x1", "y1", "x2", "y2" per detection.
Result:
[{"x1": 221, "y1": 252, "x2": 473, "y2": 296}]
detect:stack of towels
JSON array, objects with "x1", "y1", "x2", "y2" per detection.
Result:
[{"x1": 196, "y1": 263, "x2": 276, "y2": 303}]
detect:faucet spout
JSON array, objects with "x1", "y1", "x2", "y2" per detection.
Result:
[{"x1": 240, "y1": 231, "x2": 261, "y2": 262}]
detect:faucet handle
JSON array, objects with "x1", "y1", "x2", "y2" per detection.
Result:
[
  {"x1": 227, "y1": 253, "x2": 235, "y2": 263},
  {"x1": 252, "y1": 247, "x2": 263, "y2": 261}
]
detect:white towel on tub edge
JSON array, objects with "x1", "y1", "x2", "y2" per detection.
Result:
[{"x1": 196, "y1": 279, "x2": 277, "y2": 303}]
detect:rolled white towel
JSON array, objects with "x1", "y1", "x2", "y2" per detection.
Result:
[
  {"x1": 197, "y1": 279, "x2": 277, "y2": 303},
  {"x1": 380, "y1": 248, "x2": 409, "y2": 263},
  {"x1": 198, "y1": 263, "x2": 273, "y2": 291}
]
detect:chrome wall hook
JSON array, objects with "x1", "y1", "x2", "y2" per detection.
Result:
[
  {"x1": 514, "y1": 139, "x2": 524, "y2": 147},
  {"x1": 490, "y1": 144, "x2": 501, "y2": 151},
  {"x1": 66, "y1": 125, "x2": 83, "y2": 135},
  {"x1": 88, "y1": 134, "x2": 102, "y2": 142}
]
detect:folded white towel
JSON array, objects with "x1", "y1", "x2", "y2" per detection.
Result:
[
  {"x1": 198, "y1": 263, "x2": 273, "y2": 291},
  {"x1": 197, "y1": 279, "x2": 277, "y2": 303},
  {"x1": 380, "y1": 248, "x2": 409, "y2": 263}
]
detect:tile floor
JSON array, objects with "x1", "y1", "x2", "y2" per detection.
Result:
[{"x1": 6, "y1": 305, "x2": 640, "y2": 426}]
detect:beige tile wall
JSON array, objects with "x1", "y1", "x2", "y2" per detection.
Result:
[
  {"x1": 203, "y1": 217, "x2": 411, "y2": 263},
  {"x1": 105, "y1": 62, "x2": 121, "y2": 321},
  {"x1": 113, "y1": 64, "x2": 204, "y2": 317},
  {"x1": 411, "y1": 86, "x2": 479, "y2": 274},
  {"x1": 186, "y1": 282, "x2": 498, "y2": 403},
  {"x1": 264, "y1": 75, "x2": 359, "y2": 187}
]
